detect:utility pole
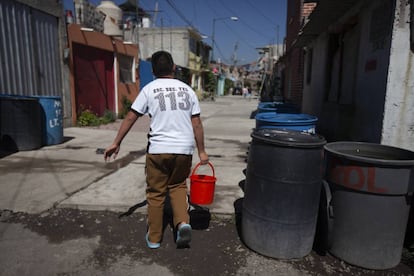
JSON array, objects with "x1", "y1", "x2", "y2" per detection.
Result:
[
  {"x1": 276, "y1": 25, "x2": 279, "y2": 57},
  {"x1": 211, "y1": 16, "x2": 238, "y2": 63},
  {"x1": 136, "y1": 0, "x2": 140, "y2": 58},
  {"x1": 161, "y1": 17, "x2": 164, "y2": 50},
  {"x1": 231, "y1": 42, "x2": 239, "y2": 90},
  {"x1": 153, "y1": 2, "x2": 158, "y2": 27},
  {"x1": 231, "y1": 41, "x2": 239, "y2": 67},
  {"x1": 169, "y1": 19, "x2": 172, "y2": 53}
]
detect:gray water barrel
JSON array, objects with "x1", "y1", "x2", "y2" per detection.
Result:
[
  {"x1": 324, "y1": 142, "x2": 414, "y2": 269},
  {"x1": 242, "y1": 129, "x2": 326, "y2": 259},
  {"x1": 0, "y1": 96, "x2": 42, "y2": 151}
]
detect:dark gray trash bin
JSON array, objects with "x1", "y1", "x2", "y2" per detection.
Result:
[
  {"x1": 324, "y1": 142, "x2": 414, "y2": 269},
  {"x1": 0, "y1": 96, "x2": 42, "y2": 151},
  {"x1": 242, "y1": 129, "x2": 326, "y2": 259}
]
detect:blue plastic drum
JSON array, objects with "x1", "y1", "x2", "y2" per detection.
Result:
[
  {"x1": 257, "y1": 102, "x2": 299, "y2": 114},
  {"x1": 255, "y1": 113, "x2": 318, "y2": 133},
  {"x1": 35, "y1": 96, "x2": 63, "y2": 145}
]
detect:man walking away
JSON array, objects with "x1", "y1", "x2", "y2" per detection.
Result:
[{"x1": 104, "y1": 51, "x2": 209, "y2": 249}]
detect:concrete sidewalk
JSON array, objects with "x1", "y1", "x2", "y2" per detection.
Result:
[{"x1": 0, "y1": 95, "x2": 258, "y2": 215}]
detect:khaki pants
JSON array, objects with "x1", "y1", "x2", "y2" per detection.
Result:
[{"x1": 145, "y1": 153, "x2": 192, "y2": 243}]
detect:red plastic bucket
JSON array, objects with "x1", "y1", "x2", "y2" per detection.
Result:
[{"x1": 190, "y1": 162, "x2": 216, "y2": 205}]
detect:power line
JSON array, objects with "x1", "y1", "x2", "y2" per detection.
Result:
[
  {"x1": 207, "y1": 0, "x2": 276, "y2": 63},
  {"x1": 164, "y1": 0, "x2": 195, "y2": 28},
  {"x1": 244, "y1": 0, "x2": 277, "y2": 26},
  {"x1": 221, "y1": 20, "x2": 256, "y2": 50},
  {"x1": 215, "y1": 44, "x2": 230, "y2": 64},
  {"x1": 217, "y1": 0, "x2": 272, "y2": 40},
  {"x1": 203, "y1": 1, "x2": 260, "y2": 62},
  {"x1": 156, "y1": 0, "x2": 274, "y2": 63}
]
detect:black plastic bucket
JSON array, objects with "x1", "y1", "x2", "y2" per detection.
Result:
[
  {"x1": 324, "y1": 142, "x2": 414, "y2": 269},
  {"x1": 242, "y1": 129, "x2": 326, "y2": 259}
]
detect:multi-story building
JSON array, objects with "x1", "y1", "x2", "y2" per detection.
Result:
[
  {"x1": 136, "y1": 27, "x2": 210, "y2": 94},
  {"x1": 117, "y1": 0, "x2": 211, "y2": 96}
]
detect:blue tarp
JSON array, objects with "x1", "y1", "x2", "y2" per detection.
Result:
[{"x1": 139, "y1": 60, "x2": 153, "y2": 89}]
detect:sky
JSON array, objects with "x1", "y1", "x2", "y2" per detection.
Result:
[{"x1": 63, "y1": 0, "x2": 287, "y2": 65}]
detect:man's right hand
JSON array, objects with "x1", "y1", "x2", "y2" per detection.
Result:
[
  {"x1": 104, "y1": 144, "x2": 120, "y2": 161},
  {"x1": 199, "y1": 151, "x2": 209, "y2": 165}
]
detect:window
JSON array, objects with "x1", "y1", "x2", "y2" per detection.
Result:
[
  {"x1": 189, "y1": 37, "x2": 197, "y2": 54},
  {"x1": 118, "y1": 54, "x2": 135, "y2": 83}
]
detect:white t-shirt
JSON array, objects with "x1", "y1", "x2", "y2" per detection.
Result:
[{"x1": 131, "y1": 78, "x2": 201, "y2": 154}]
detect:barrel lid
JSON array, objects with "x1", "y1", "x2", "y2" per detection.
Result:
[
  {"x1": 324, "y1": 142, "x2": 414, "y2": 166},
  {"x1": 32, "y1": 95, "x2": 61, "y2": 100},
  {"x1": 255, "y1": 113, "x2": 318, "y2": 125},
  {"x1": 0, "y1": 95, "x2": 38, "y2": 101},
  {"x1": 251, "y1": 129, "x2": 326, "y2": 148}
]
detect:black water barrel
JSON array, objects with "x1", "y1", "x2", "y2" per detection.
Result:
[
  {"x1": 0, "y1": 96, "x2": 42, "y2": 151},
  {"x1": 324, "y1": 142, "x2": 414, "y2": 269},
  {"x1": 242, "y1": 129, "x2": 326, "y2": 259}
]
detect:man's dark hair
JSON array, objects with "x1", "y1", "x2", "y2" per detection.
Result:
[{"x1": 151, "y1": 51, "x2": 174, "y2": 77}]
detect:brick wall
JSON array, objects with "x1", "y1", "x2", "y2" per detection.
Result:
[
  {"x1": 282, "y1": 0, "x2": 317, "y2": 107},
  {"x1": 285, "y1": 0, "x2": 302, "y2": 49},
  {"x1": 302, "y1": 2, "x2": 317, "y2": 18},
  {"x1": 285, "y1": 47, "x2": 304, "y2": 105}
]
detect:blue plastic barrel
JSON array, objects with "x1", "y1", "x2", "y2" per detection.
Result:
[
  {"x1": 257, "y1": 102, "x2": 299, "y2": 114},
  {"x1": 255, "y1": 113, "x2": 318, "y2": 133},
  {"x1": 34, "y1": 96, "x2": 63, "y2": 145}
]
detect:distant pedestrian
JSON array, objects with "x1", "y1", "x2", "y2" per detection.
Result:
[
  {"x1": 242, "y1": 86, "x2": 248, "y2": 99},
  {"x1": 104, "y1": 51, "x2": 209, "y2": 249}
]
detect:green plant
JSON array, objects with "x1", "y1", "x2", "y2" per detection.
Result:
[
  {"x1": 201, "y1": 90, "x2": 212, "y2": 100},
  {"x1": 100, "y1": 110, "x2": 117, "y2": 124},
  {"x1": 77, "y1": 109, "x2": 117, "y2": 126},
  {"x1": 224, "y1": 78, "x2": 233, "y2": 96},
  {"x1": 119, "y1": 96, "x2": 132, "y2": 119},
  {"x1": 77, "y1": 110, "x2": 100, "y2": 126},
  {"x1": 205, "y1": 71, "x2": 217, "y2": 93}
]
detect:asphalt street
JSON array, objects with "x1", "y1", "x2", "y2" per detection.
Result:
[{"x1": 0, "y1": 96, "x2": 413, "y2": 275}]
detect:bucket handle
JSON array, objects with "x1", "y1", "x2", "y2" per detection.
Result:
[{"x1": 191, "y1": 162, "x2": 215, "y2": 178}]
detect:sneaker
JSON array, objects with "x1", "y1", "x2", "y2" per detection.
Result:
[
  {"x1": 176, "y1": 223, "x2": 192, "y2": 249},
  {"x1": 145, "y1": 232, "x2": 160, "y2": 249}
]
